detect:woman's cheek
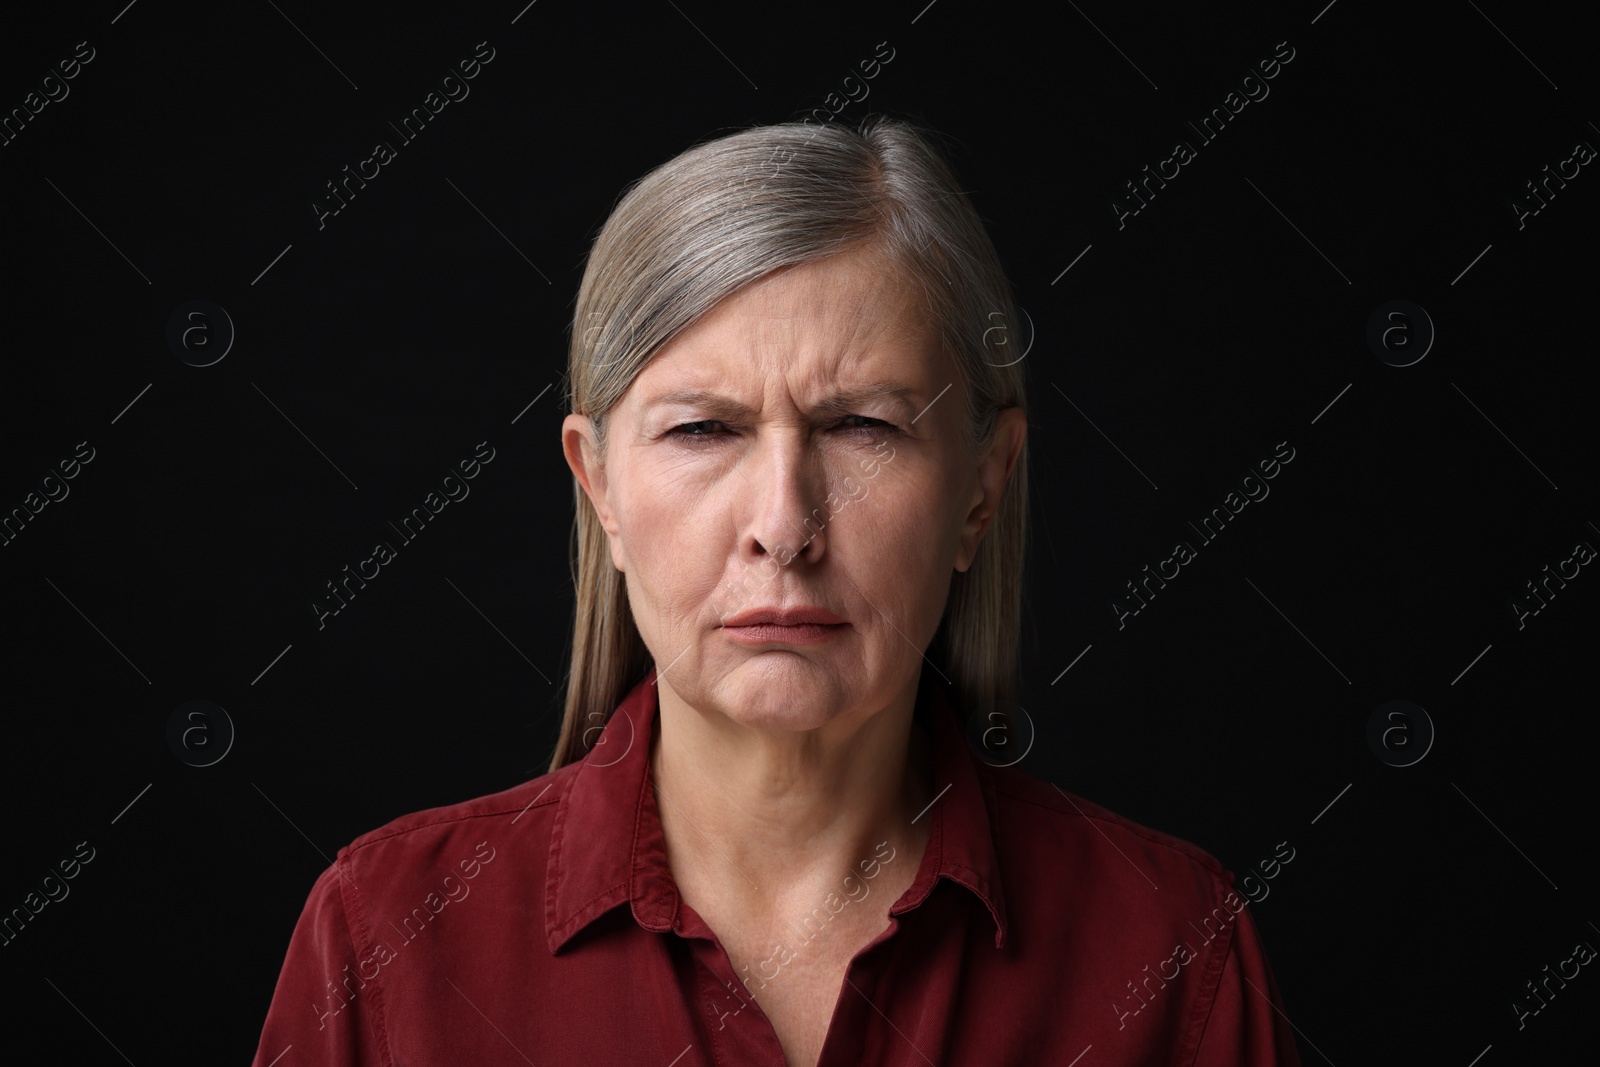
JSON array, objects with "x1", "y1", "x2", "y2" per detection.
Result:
[{"x1": 625, "y1": 465, "x2": 713, "y2": 567}]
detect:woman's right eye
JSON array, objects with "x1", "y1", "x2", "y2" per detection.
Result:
[{"x1": 666, "y1": 420, "x2": 727, "y2": 441}]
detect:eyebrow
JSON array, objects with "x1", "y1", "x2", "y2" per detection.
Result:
[{"x1": 643, "y1": 384, "x2": 922, "y2": 419}]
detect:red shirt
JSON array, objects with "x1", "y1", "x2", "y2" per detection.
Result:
[{"x1": 252, "y1": 670, "x2": 1303, "y2": 1065}]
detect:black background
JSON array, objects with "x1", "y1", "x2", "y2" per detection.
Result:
[{"x1": 1, "y1": 1, "x2": 1595, "y2": 1063}]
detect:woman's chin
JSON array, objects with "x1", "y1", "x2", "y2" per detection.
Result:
[{"x1": 706, "y1": 656, "x2": 852, "y2": 731}]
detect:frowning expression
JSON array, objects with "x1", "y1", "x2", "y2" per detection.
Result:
[{"x1": 564, "y1": 243, "x2": 1015, "y2": 733}]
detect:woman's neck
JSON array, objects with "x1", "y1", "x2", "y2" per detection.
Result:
[{"x1": 650, "y1": 674, "x2": 935, "y2": 918}]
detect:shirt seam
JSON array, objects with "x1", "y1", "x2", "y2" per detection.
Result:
[
  {"x1": 631, "y1": 752, "x2": 679, "y2": 933},
  {"x1": 346, "y1": 796, "x2": 561, "y2": 855},
  {"x1": 334, "y1": 854, "x2": 398, "y2": 1067},
  {"x1": 546, "y1": 770, "x2": 572, "y2": 950},
  {"x1": 1175, "y1": 895, "x2": 1239, "y2": 1067}
]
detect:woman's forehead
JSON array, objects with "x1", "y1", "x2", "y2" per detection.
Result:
[
  {"x1": 710, "y1": 250, "x2": 920, "y2": 333},
  {"x1": 632, "y1": 327, "x2": 941, "y2": 416},
  {"x1": 635, "y1": 252, "x2": 937, "y2": 394}
]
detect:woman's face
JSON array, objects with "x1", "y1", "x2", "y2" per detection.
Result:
[{"x1": 563, "y1": 244, "x2": 1023, "y2": 734}]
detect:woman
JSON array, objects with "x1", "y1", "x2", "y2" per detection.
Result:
[{"x1": 252, "y1": 116, "x2": 1302, "y2": 1066}]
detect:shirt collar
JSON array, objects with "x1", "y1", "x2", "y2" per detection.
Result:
[{"x1": 545, "y1": 666, "x2": 1009, "y2": 954}]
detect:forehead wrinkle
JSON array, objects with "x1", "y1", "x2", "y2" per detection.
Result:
[
  {"x1": 745, "y1": 247, "x2": 917, "y2": 338},
  {"x1": 758, "y1": 281, "x2": 926, "y2": 412},
  {"x1": 636, "y1": 252, "x2": 932, "y2": 420}
]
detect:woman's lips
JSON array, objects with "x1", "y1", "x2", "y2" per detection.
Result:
[{"x1": 722, "y1": 622, "x2": 847, "y2": 645}]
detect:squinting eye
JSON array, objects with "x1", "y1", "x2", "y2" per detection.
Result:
[
  {"x1": 837, "y1": 415, "x2": 896, "y2": 433},
  {"x1": 667, "y1": 420, "x2": 725, "y2": 439}
]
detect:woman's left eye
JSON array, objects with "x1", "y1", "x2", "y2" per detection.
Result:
[{"x1": 836, "y1": 415, "x2": 895, "y2": 433}]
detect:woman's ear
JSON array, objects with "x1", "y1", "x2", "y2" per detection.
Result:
[
  {"x1": 562, "y1": 414, "x2": 626, "y2": 571},
  {"x1": 954, "y1": 407, "x2": 1027, "y2": 573}
]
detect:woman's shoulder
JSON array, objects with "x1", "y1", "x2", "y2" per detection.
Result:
[
  {"x1": 984, "y1": 763, "x2": 1236, "y2": 906},
  {"x1": 329, "y1": 763, "x2": 578, "y2": 877},
  {"x1": 974, "y1": 766, "x2": 1299, "y2": 1060}
]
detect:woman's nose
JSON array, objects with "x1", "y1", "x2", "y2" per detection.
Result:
[{"x1": 743, "y1": 432, "x2": 829, "y2": 567}]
